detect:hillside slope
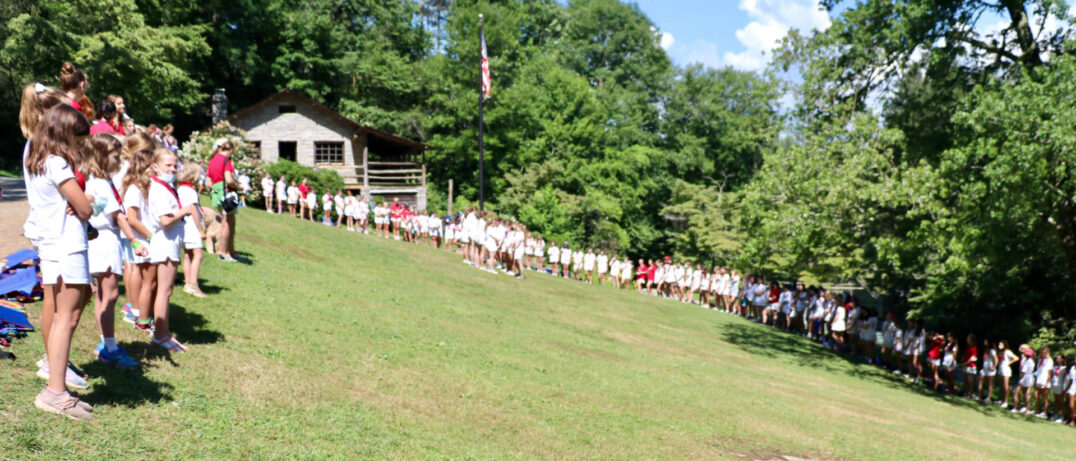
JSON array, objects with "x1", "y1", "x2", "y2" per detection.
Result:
[{"x1": 1, "y1": 208, "x2": 1073, "y2": 460}]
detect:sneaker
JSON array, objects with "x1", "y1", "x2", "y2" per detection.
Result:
[
  {"x1": 34, "y1": 388, "x2": 92, "y2": 420},
  {"x1": 36, "y1": 365, "x2": 89, "y2": 389},
  {"x1": 218, "y1": 254, "x2": 237, "y2": 263},
  {"x1": 96, "y1": 342, "x2": 139, "y2": 368},
  {"x1": 134, "y1": 318, "x2": 154, "y2": 333},
  {"x1": 122, "y1": 303, "x2": 140, "y2": 324},
  {"x1": 1036, "y1": 412, "x2": 1048, "y2": 419},
  {"x1": 1000, "y1": 402, "x2": 1008, "y2": 409}
]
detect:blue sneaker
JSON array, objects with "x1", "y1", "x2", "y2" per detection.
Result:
[{"x1": 96, "y1": 342, "x2": 139, "y2": 368}]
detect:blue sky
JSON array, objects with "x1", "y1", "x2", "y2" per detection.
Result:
[{"x1": 632, "y1": 0, "x2": 833, "y2": 71}]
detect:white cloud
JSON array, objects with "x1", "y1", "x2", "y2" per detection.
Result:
[
  {"x1": 722, "y1": 0, "x2": 831, "y2": 70},
  {"x1": 660, "y1": 32, "x2": 675, "y2": 50}
]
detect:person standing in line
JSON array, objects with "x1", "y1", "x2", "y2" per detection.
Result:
[
  {"x1": 25, "y1": 105, "x2": 95, "y2": 419},
  {"x1": 261, "y1": 173, "x2": 274, "y2": 212},
  {"x1": 207, "y1": 140, "x2": 240, "y2": 262},
  {"x1": 274, "y1": 175, "x2": 286, "y2": 214}
]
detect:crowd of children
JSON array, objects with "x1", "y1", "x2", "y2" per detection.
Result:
[
  {"x1": 256, "y1": 195, "x2": 1076, "y2": 427},
  {"x1": 19, "y1": 63, "x2": 220, "y2": 419}
]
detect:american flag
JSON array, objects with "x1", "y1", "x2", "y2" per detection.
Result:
[{"x1": 480, "y1": 26, "x2": 490, "y2": 98}]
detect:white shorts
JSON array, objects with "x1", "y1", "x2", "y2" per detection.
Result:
[
  {"x1": 287, "y1": 198, "x2": 298, "y2": 205},
  {"x1": 149, "y1": 233, "x2": 182, "y2": 263},
  {"x1": 1068, "y1": 381, "x2": 1076, "y2": 396},
  {"x1": 980, "y1": 368, "x2": 996, "y2": 377},
  {"x1": 965, "y1": 366, "x2": 977, "y2": 376},
  {"x1": 1019, "y1": 375, "x2": 1034, "y2": 387},
  {"x1": 41, "y1": 251, "x2": 91, "y2": 285},
  {"x1": 514, "y1": 247, "x2": 524, "y2": 260},
  {"x1": 183, "y1": 221, "x2": 203, "y2": 250},
  {"x1": 460, "y1": 233, "x2": 470, "y2": 243},
  {"x1": 1000, "y1": 366, "x2": 1012, "y2": 378},
  {"x1": 525, "y1": 248, "x2": 534, "y2": 256},
  {"x1": 88, "y1": 230, "x2": 123, "y2": 276},
  {"x1": 584, "y1": 263, "x2": 595, "y2": 272},
  {"x1": 560, "y1": 255, "x2": 571, "y2": 265},
  {"x1": 1035, "y1": 377, "x2": 1051, "y2": 389},
  {"x1": 930, "y1": 359, "x2": 941, "y2": 367},
  {"x1": 484, "y1": 239, "x2": 498, "y2": 252},
  {"x1": 263, "y1": 189, "x2": 272, "y2": 199},
  {"x1": 344, "y1": 206, "x2": 355, "y2": 217},
  {"x1": 535, "y1": 249, "x2": 543, "y2": 258}
]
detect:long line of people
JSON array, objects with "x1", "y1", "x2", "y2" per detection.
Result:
[
  {"x1": 263, "y1": 197, "x2": 1076, "y2": 428},
  {"x1": 17, "y1": 63, "x2": 226, "y2": 419}
]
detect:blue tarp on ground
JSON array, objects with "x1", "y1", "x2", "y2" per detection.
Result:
[
  {"x1": 0, "y1": 249, "x2": 37, "y2": 272},
  {"x1": 0, "y1": 268, "x2": 36, "y2": 298},
  {"x1": 0, "y1": 301, "x2": 32, "y2": 331}
]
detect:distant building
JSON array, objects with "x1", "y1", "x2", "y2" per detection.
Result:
[{"x1": 225, "y1": 89, "x2": 432, "y2": 209}]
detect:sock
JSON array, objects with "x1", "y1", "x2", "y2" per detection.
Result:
[
  {"x1": 46, "y1": 387, "x2": 66, "y2": 396},
  {"x1": 103, "y1": 337, "x2": 119, "y2": 353}
]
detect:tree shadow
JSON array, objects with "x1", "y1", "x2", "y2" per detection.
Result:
[
  {"x1": 717, "y1": 320, "x2": 1015, "y2": 417},
  {"x1": 77, "y1": 359, "x2": 174, "y2": 408}
]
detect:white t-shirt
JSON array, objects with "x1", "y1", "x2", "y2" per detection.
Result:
[
  {"x1": 286, "y1": 186, "x2": 299, "y2": 202},
  {"x1": 549, "y1": 246, "x2": 560, "y2": 261},
  {"x1": 123, "y1": 185, "x2": 150, "y2": 239},
  {"x1": 275, "y1": 180, "x2": 286, "y2": 199},
  {"x1": 178, "y1": 184, "x2": 200, "y2": 229},
  {"x1": 237, "y1": 174, "x2": 251, "y2": 192},
  {"x1": 261, "y1": 177, "x2": 274, "y2": 193},
  {"x1": 26, "y1": 155, "x2": 86, "y2": 258},
  {"x1": 584, "y1": 252, "x2": 596, "y2": 269},
  {"x1": 147, "y1": 179, "x2": 183, "y2": 241},
  {"x1": 597, "y1": 254, "x2": 609, "y2": 271},
  {"x1": 86, "y1": 176, "x2": 122, "y2": 232}
]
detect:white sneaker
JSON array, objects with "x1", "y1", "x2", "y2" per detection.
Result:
[
  {"x1": 1036, "y1": 412, "x2": 1047, "y2": 418},
  {"x1": 1000, "y1": 402, "x2": 1008, "y2": 409},
  {"x1": 36, "y1": 365, "x2": 89, "y2": 389}
]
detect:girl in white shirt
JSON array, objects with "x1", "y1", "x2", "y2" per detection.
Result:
[
  {"x1": 343, "y1": 192, "x2": 356, "y2": 232},
  {"x1": 996, "y1": 340, "x2": 1018, "y2": 408},
  {"x1": 583, "y1": 249, "x2": 596, "y2": 284},
  {"x1": 286, "y1": 181, "x2": 299, "y2": 217},
  {"x1": 261, "y1": 173, "x2": 274, "y2": 211},
  {"x1": 534, "y1": 236, "x2": 545, "y2": 272},
  {"x1": 274, "y1": 176, "x2": 286, "y2": 214},
  {"x1": 305, "y1": 188, "x2": 318, "y2": 222},
  {"x1": 881, "y1": 312, "x2": 898, "y2": 369},
  {"x1": 177, "y1": 163, "x2": 206, "y2": 298},
  {"x1": 1033, "y1": 347, "x2": 1054, "y2": 417},
  {"x1": 548, "y1": 243, "x2": 561, "y2": 276},
  {"x1": 25, "y1": 105, "x2": 95, "y2": 418},
  {"x1": 619, "y1": 257, "x2": 632, "y2": 286},
  {"x1": 1014, "y1": 344, "x2": 1036, "y2": 414},
  {"x1": 84, "y1": 134, "x2": 146, "y2": 369},
  {"x1": 144, "y1": 149, "x2": 197, "y2": 352}
]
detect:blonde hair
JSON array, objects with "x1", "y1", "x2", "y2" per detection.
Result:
[
  {"x1": 81, "y1": 133, "x2": 124, "y2": 178},
  {"x1": 19, "y1": 83, "x2": 69, "y2": 139},
  {"x1": 123, "y1": 149, "x2": 154, "y2": 197},
  {"x1": 151, "y1": 148, "x2": 176, "y2": 167},
  {"x1": 178, "y1": 162, "x2": 202, "y2": 186},
  {"x1": 125, "y1": 132, "x2": 155, "y2": 156}
]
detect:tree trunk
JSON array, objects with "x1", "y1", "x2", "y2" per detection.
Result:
[{"x1": 1002, "y1": 0, "x2": 1043, "y2": 69}]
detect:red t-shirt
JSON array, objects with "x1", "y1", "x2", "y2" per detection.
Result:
[
  {"x1": 298, "y1": 183, "x2": 310, "y2": 199},
  {"x1": 647, "y1": 265, "x2": 656, "y2": 281},
  {"x1": 768, "y1": 288, "x2": 780, "y2": 304},
  {"x1": 963, "y1": 346, "x2": 978, "y2": 368},
  {"x1": 89, "y1": 120, "x2": 118, "y2": 136},
  {"x1": 928, "y1": 339, "x2": 943, "y2": 360},
  {"x1": 636, "y1": 264, "x2": 648, "y2": 279},
  {"x1": 390, "y1": 203, "x2": 403, "y2": 218},
  {"x1": 207, "y1": 153, "x2": 235, "y2": 185}
]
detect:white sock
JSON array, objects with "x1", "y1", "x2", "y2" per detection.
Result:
[{"x1": 103, "y1": 336, "x2": 119, "y2": 352}]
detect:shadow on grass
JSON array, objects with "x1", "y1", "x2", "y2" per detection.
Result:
[
  {"x1": 78, "y1": 359, "x2": 174, "y2": 408},
  {"x1": 169, "y1": 302, "x2": 224, "y2": 346},
  {"x1": 718, "y1": 321, "x2": 1007, "y2": 417}
]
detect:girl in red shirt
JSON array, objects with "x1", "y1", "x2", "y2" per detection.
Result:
[{"x1": 962, "y1": 334, "x2": 979, "y2": 397}]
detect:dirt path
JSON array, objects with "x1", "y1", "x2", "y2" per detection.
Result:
[{"x1": 0, "y1": 176, "x2": 32, "y2": 257}]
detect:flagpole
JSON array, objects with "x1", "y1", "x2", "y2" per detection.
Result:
[{"x1": 478, "y1": 13, "x2": 486, "y2": 212}]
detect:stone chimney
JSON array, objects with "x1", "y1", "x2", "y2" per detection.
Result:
[{"x1": 212, "y1": 88, "x2": 228, "y2": 124}]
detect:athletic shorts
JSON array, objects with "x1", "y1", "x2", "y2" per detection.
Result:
[
  {"x1": 88, "y1": 230, "x2": 123, "y2": 276},
  {"x1": 41, "y1": 251, "x2": 91, "y2": 285}
]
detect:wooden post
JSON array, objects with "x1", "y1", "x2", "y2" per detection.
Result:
[
  {"x1": 362, "y1": 139, "x2": 369, "y2": 191},
  {"x1": 448, "y1": 179, "x2": 454, "y2": 216}
]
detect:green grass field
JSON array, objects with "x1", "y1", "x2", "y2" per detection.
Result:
[{"x1": 1, "y1": 208, "x2": 1073, "y2": 460}]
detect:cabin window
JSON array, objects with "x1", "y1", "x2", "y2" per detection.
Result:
[
  {"x1": 278, "y1": 105, "x2": 296, "y2": 114},
  {"x1": 279, "y1": 141, "x2": 297, "y2": 162},
  {"x1": 315, "y1": 142, "x2": 344, "y2": 165}
]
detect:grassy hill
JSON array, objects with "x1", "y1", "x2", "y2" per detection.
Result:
[{"x1": 1, "y1": 208, "x2": 1073, "y2": 459}]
